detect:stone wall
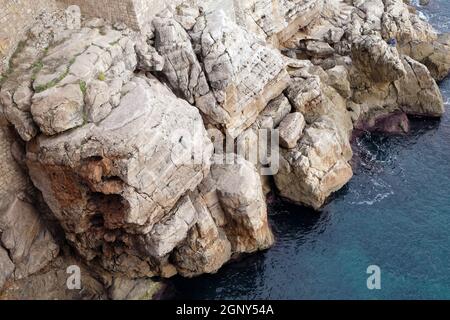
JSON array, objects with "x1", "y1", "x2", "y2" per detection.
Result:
[
  {"x1": 0, "y1": 0, "x2": 56, "y2": 75},
  {"x1": 56, "y1": 0, "x2": 184, "y2": 30}
]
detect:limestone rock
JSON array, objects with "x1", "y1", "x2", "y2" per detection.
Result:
[
  {"x1": 85, "y1": 80, "x2": 112, "y2": 123},
  {"x1": 0, "y1": 246, "x2": 14, "y2": 290},
  {"x1": 2, "y1": 25, "x2": 137, "y2": 140},
  {"x1": 275, "y1": 117, "x2": 353, "y2": 209},
  {"x1": 173, "y1": 154, "x2": 274, "y2": 276},
  {"x1": 238, "y1": 0, "x2": 325, "y2": 43},
  {"x1": 286, "y1": 75, "x2": 327, "y2": 123},
  {"x1": 31, "y1": 84, "x2": 85, "y2": 135},
  {"x1": 65, "y1": 5, "x2": 81, "y2": 30},
  {"x1": 0, "y1": 198, "x2": 59, "y2": 279},
  {"x1": 172, "y1": 191, "x2": 232, "y2": 277},
  {"x1": 381, "y1": 0, "x2": 437, "y2": 45},
  {"x1": 351, "y1": 35, "x2": 406, "y2": 83},
  {"x1": 26, "y1": 76, "x2": 213, "y2": 277},
  {"x1": 0, "y1": 255, "x2": 107, "y2": 300},
  {"x1": 135, "y1": 38, "x2": 165, "y2": 72},
  {"x1": 261, "y1": 94, "x2": 292, "y2": 127},
  {"x1": 209, "y1": 154, "x2": 274, "y2": 253},
  {"x1": 395, "y1": 56, "x2": 444, "y2": 117},
  {"x1": 146, "y1": 196, "x2": 197, "y2": 258},
  {"x1": 326, "y1": 65, "x2": 351, "y2": 98},
  {"x1": 109, "y1": 277, "x2": 164, "y2": 300},
  {"x1": 278, "y1": 112, "x2": 306, "y2": 149},
  {"x1": 153, "y1": 16, "x2": 209, "y2": 104},
  {"x1": 400, "y1": 34, "x2": 450, "y2": 81},
  {"x1": 300, "y1": 40, "x2": 335, "y2": 58},
  {"x1": 192, "y1": 10, "x2": 290, "y2": 138}
]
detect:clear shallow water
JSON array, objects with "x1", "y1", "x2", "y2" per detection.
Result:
[{"x1": 172, "y1": 1, "x2": 450, "y2": 299}]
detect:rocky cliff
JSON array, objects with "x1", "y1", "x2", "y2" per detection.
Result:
[{"x1": 0, "y1": 0, "x2": 448, "y2": 299}]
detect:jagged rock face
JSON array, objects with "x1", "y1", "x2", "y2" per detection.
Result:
[
  {"x1": 26, "y1": 76, "x2": 213, "y2": 277},
  {"x1": 278, "y1": 112, "x2": 305, "y2": 149},
  {"x1": 381, "y1": 0, "x2": 437, "y2": 45},
  {"x1": 0, "y1": 198, "x2": 59, "y2": 280},
  {"x1": 399, "y1": 34, "x2": 450, "y2": 81},
  {"x1": 153, "y1": 16, "x2": 209, "y2": 104},
  {"x1": 275, "y1": 116, "x2": 353, "y2": 209},
  {"x1": 1, "y1": 0, "x2": 450, "y2": 296},
  {"x1": 190, "y1": 10, "x2": 290, "y2": 138},
  {"x1": 172, "y1": 191, "x2": 232, "y2": 277},
  {"x1": 1, "y1": 23, "x2": 136, "y2": 141},
  {"x1": 173, "y1": 154, "x2": 274, "y2": 277},
  {"x1": 395, "y1": 56, "x2": 444, "y2": 117},
  {"x1": 274, "y1": 58, "x2": 354, "y2": 209},
  {"x1": 351, "y1": 35, "x2": 406, "y2": 83},
  {"x1": 237, "y1": 0, "x2": 325, "y2": 43},
  {"x1": 0, "y1": 247, "x2": 14, "y2": 289}
]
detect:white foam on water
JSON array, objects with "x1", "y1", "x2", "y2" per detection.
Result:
[{"x1": 417, "y1": 11, "x2": 430, "y2": 22}]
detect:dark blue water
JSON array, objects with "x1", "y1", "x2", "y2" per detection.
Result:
[{"x1": 172, "y1": 1, "x2": 450, "y2": 299}]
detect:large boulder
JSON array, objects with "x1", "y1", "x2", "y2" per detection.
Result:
[
  {"x1": 153, "y1": 15, "x2": 209, "y2": 104},
  {"x1": 26, "y1": 76, "x2": 213, "y2": 277},
  {"x1": 0, "y1": 246, "x2": 14, "y2": 290},
  {"x1": 0, "y1": 197, "x2": 59, "y2": 279},
  {"x1": 191, "y1": 10, "x2": 290, "y2": 138},
  {"x1": 395, "y1": 56, "x2": 444, "y2": 117},
  {"x1": 351, "y1": 35, "x2": 406, "y2": 83},
  {"x1": 275, "y1": 117, "x2": 353, "y2": 209},
  {"x1": 399, "y1": 34, "x2": 450, "y2": 81},
  {"x1": 1, "y1": 24, "x2": 137, "y2": 141},
  {"x1": 173, "y1": 154, "x2": 274, "y2": 276}
]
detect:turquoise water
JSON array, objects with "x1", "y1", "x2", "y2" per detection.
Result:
[{"x1": 172, "y1": 1, "x2": 450, "y2": 299}]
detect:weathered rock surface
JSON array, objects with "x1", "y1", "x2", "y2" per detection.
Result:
[
  {"x1": 278, "y1": 112, "x2": 306, "y2": 148},
  {"x1": 26, "y1": 75, "x2": 213, "y2": 277},
  {"x1": 1, "y1": 21, "x2": 137, "y2": 140},
  {"x1": 153, "y1": 15, "x2": 209, "y2": 104},
  {"x1": 351, "y1": 35, "x2": 407, "y2": 83},
  {"x1": 191, "y1": 10, "x2": 290, "y2": 138},
  {"x1": 275, "y1": 117, "x2": 353, "y2": 209},
  {"x1": 173, "y1": 154, "x2": 274, "y2": 277},
  {"x1": 109, "y1": 276, "x2": 164, "y2": 300},
  {"x1": 1, "y1": 0, "x2": 449, "y2": 299},
  {"x1": 260, "y1": 94, "x2": 292, "y2": 127},
  {"x1": 0, "y1": 246, "x2": 14, "y2": 290},
  {"x1": 0, "y1": 197, "x2": 59, "y2": 280},
  {"x1": 396, "y1": 56, "x2": 444, "y2": 116},
  {"x1": 399, "y1": 34, "x2": 450, "y2": 81},
  {"x1": 0, "y1": 255, "x2": 107, "y2": 300}
]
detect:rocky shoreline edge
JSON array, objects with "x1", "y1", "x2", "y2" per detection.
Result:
[{"x1": 0, "y1": 0, "x2": 448, "y2": 299}]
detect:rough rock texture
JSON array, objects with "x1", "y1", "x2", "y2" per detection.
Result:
[
  {"x1": 109, "y1": 276, "x2": 164, "y2": 300},
  {"x1": 278, "y1": 112, "x2": 305, "y2": 148},
  {"x1": 173, "y1": 154, "x2": 274, "y2": 277},
  {"x1": 26, "y1": 76, "x2": 213, "y2": 277},
  {"x1": 275, "y1": 116, "x2": 353, "y2": 209},
  {"x1": 0, "y1": 198, "x2": 59, "y2": 280},
  {"x1": 0, "y1": 247, "x2": 14, "y2": 290},
  {"x1": 190, "y1": 10, "x2": 290, "y2": 138},
  {"x1": 0, "y1": 255, "x2": 107, "y2": 300},
  {"x1": 0, "y1": 0, "x2": 449, "y2": 299},
  {"x1": 351, "y1": 35, "x2": 407, "y2": 83},
  {"x1": 396, "y1": 56, "x2": 444, "y2": 116}
]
